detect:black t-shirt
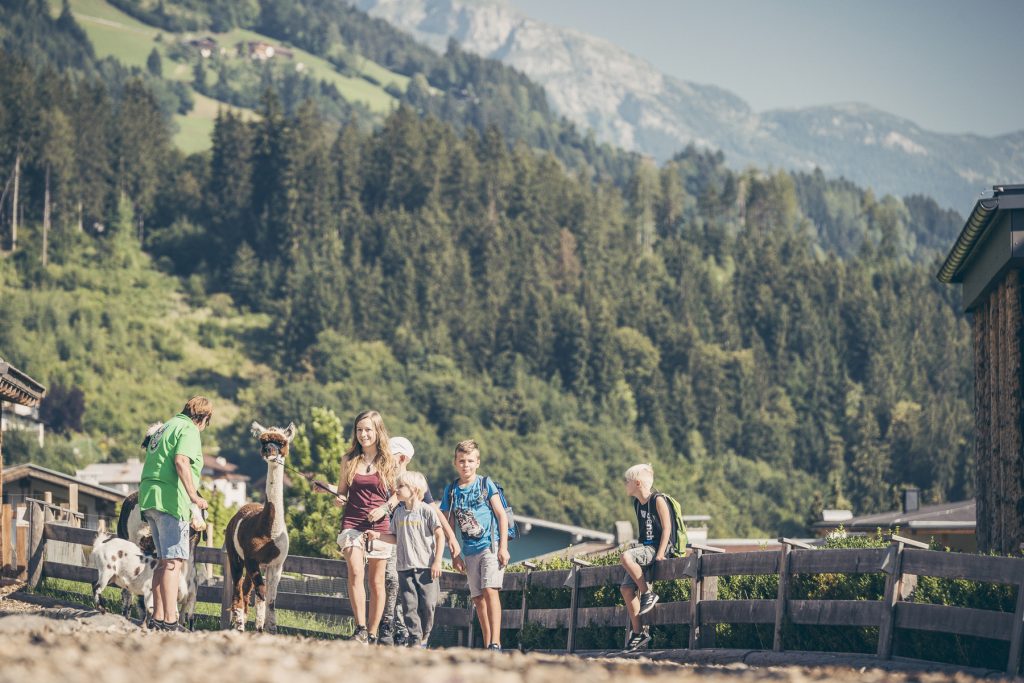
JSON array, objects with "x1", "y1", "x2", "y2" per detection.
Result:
[{"x1": 633, "y1": 494, "x2": 665, "y2": 547}]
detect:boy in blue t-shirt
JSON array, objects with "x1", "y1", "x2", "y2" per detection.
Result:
[{"x1": 440, "y1": 439, "x2": 509, "y2": 651}]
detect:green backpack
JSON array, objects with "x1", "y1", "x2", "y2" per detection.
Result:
[{"x1": 635, "y1": 491, "x2": 689, "y2": 557}]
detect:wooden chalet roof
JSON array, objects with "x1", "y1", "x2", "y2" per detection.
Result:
[
  {"x1": 2, "y1": 463, "x2": 125, "y2": 503},
  {"x1": 0, "y1": 359, "x2": 45, "y2": 407}
]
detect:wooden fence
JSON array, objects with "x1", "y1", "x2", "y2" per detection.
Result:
[{"x1": 20, "y1": 499, "x2": 1024, "y2": 675}]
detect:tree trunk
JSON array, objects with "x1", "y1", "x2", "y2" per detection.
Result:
[
  {"x1": 77, "y1": 201, "x2": 83, "y2": 233},
  {"x1": 11, "y1": 154, "x2": 20, "y2": 252},
  {"x1": 42, "y1": 164, "x2": 50, "y2": 267}
]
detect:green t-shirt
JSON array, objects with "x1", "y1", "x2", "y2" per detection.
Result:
[{"x1": 138, "y1": 413, "x2": 203, "y2": 520}]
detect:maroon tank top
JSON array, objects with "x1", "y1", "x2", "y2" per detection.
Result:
[{"x1": 342, "y1": 470, "x2": 390, "y2": 532}]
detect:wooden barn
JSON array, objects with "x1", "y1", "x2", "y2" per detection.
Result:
[{"x1": 937, "y1": 183, "x2": 1024, "y2": 553}]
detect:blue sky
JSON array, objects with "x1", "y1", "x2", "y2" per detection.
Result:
[{"x1": 506, "y1": 0, "x2": 1024, "y2": 137}]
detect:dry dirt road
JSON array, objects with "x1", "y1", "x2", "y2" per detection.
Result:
[{"x1": 0, "y1": 585, "x2": 1011, "y2": 683}]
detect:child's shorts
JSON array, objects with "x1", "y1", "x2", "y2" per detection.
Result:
[
  {"x1": 620, "y1": 545, "x2": 656, "y2": 587},
  {"x1": 464, "y1": 547, "x2": 504, "y2": 598},
  {"x1": 337, "y1": 528, "x2": 394, "y2": 560}
]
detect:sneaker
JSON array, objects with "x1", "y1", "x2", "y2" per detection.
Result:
[
  {"x1": 367, "y1": 633, "x2": 379, "y2": 646},
  {"x1": 154, "y1": 620, "x2": 188, "y2": 633},
  {"x1": 624, "y1": 628, "x2": 651, "y2": 652},
  {"x1": 393, "y1": 628, "x2": 409, "y2": 647},
  {"x1": 638, "y1": 591, "x2": 660, "y2": 615},
  {"x1": 487, "y1": 643, "x2": 502, "y2": 652},
  {"x1": 378, "y1": 620, "x2": 394, "y2": 646},
  {"x1": 352, "y1": 626, "x2": 369, "y2": 644}
]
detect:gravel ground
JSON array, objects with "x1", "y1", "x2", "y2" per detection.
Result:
[{"x1": 0, "y1": 583, "x2": 1013, "y2": 683}]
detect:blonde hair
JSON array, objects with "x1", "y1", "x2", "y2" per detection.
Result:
[
  {"x1": 454, "y1": 439, "x2": 479, "y2": 460},
  {"x1": 397, "y1": 470, "x2": 428, "y2": 503},
  {"x1": 342, "y1": 410, "x2": 396, "y2": 491},
  {"x1": 624, "y1": 463, "x2": 654, "y2": 488},
  {"x1": 182, "y1": 396, "x2": 213, "y2": 424}
]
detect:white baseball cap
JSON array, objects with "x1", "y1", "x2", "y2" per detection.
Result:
[{"x1": 391, "y1": 436, "x2": 415, "y2": 458}]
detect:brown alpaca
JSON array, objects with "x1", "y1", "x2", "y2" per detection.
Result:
[{"x1": 224, "y1": 421, "x2": 295, "y2": 632}]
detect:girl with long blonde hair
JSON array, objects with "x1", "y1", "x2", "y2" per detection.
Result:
[{"x1": 335, "y1": 409, "x2": 397, "y2": 644}]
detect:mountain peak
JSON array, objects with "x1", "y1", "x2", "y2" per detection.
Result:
[{"x1": 352, "y1": 0, "x2": 1022, "y2": 210}]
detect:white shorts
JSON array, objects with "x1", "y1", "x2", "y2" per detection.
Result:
[{"x1": 338, "y1": 528, "x2": 394, "y2": 560}]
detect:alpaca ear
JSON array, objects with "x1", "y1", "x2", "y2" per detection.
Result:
[
  {"x1": 282, "y1": 422, "x2": 297, "y2": 442},
  {"x1": 250, "y1": 421, "x2": 267, "y2": 438}
]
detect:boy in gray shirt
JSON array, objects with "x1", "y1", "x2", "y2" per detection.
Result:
[{"x1": 367, "y1": 470, "x2": 444, "y2": 647}]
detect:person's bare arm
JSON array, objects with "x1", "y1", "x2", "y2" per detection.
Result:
[
  {"x1": 431, "y1": 526, "x2": 445, "y2": 579},
  {"x1": 174, "y1": 454, "x2": 207, "y2": 510},
  {"x1": 334, "y1": 460, "x2": 350, "y2": 507},
  {"x1": 489, "y1": 494, "x2": 509, "y2": 568},
  {"x1": 655, "y1": 496, "x2": 672, "y2": 560},
  {"x1": 431, "y1": 502, "x2": 461, "y2": 558}
]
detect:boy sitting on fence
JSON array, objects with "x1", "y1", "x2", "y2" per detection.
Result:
[
  {"x1": 620, "y1": 463, "x2": 673, "y2": 651},
  {"x1": 366, "y1": 470, "x2": 444, "y2": 648}
]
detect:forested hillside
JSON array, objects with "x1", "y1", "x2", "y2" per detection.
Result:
[{"x1": 0, "y1": 2, "x2": 974, "y2": 540}]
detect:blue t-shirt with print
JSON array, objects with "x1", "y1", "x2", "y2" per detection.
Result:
[{"x1": 440, "y1": 476, "x2": 499, "y2": 557}]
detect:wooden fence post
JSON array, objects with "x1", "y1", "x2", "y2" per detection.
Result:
[
  {"x1": 1, "y1": 503, "x2": 11, "y2": 570},
  {"x1": 519, "y1": 561, "x2": 536, "y2": 652},
  {"x1": 566, "y1": 558, "x2": 590, "y2": 654},
  {"x1": 773, "y1": 542, "x2": 791, "y2": 651},
  {"x1": 1008, "y1": 576, "x2": 1024, "y2": 675},
  {"x1": 774, "y1": 538, "x2": 812, "y2": 652},
  {"x1": 877, "y1": 535, "x2": 918, "y2": 659},
  {"x1": 700, "y1": 574, "x2": 718, "y2": 648},
  {"x1": 687, "y1": 547, "x2": 704, "y2": 649},
  {"x1": 15, "y1": 523, "x2": 27, "y2": 579},
  {"x1": 220, "y1": 550, "x2": 233, "y2": 630},
  {"x1": 27, "y1": 500, "x2": 45, "y2": 590}
]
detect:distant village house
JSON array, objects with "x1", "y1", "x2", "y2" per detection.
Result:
[
  {"x1": 247, "y1": 41, "x2": 294, "y2": 60},
  {"x1": 187, "y1": 37, "x2": 219, "y2": 58}
]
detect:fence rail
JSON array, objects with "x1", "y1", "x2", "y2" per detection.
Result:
[{"x1": 20, "y1": 500, "x2": 1024, "y2": 675}]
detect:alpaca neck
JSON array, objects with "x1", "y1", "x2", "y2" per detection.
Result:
[{"x1": 266, "y1": 461, "x2": 285, "y2": 537}]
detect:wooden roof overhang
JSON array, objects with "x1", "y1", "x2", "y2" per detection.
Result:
[
  {"x1": 0, "y1": 360, "x2": 46, "y2": 407},
  {"x1": 937, "y1": 184, "x2": 1024, "y2": 311}
]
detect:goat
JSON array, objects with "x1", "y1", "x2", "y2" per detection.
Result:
[
  {"x1": 115, "y1": 491, "x2": 207, "y2": 627},
  {"x1": 89, "y1": 534, "x2": 191, "y2": 625}
]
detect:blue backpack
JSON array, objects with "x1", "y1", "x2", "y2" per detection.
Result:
[{"x1": 447, "y1": 476, "x2": 518, "y2": 541}]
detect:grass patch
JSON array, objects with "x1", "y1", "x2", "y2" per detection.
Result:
[
  {"x1": 219, "y1": 28, "x2": 402, "y2": 113},
  {"x1": 50, "y1": 0, "x2": 160, "y2": 68},
  {"x1": 173, "y1": 91, "x2": 257, "y2": 154}
]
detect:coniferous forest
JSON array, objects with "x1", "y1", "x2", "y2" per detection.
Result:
[{"x1": 0, "y1": 0, "x2": 973, "y2": 540}]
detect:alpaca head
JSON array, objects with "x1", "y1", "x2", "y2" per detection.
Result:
[{"x1": 251, "y1": 421, "x2": 296, "y2": 465}]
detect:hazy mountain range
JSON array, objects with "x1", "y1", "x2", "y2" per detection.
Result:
[{"x1": 350, "y1": 0, "x2": 1024, "y2": 212}]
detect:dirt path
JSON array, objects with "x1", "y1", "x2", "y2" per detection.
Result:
[{"x1": 0, "y1": 585, "x2": 1009, "y2": 682}]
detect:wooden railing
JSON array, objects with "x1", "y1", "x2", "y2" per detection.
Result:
[{"x1": 22, "y1": 499, "x2": 1024, "y2": 674}]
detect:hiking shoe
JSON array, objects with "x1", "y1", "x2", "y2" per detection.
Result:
[
  {"x1": 487, "y1": 643, "x2": 502, "y2": 652},
  {"x1": 393, "y1": 628, "x2": 409, "y2": 646},
  {"x1": 352, "y1": 626, "x2": 369, "y2": 644},
  {"x1": 624, "y1": 628, "x2": 651, "y2": 652},
  {"x1": 638, "y1": 591, "x2": 660, "y2": 615},
  {"x1": 154, "y1": 619, "x2": 188, "y2": 633},
  {"x1": 378, "y1": 620, "x2": 394, "y2": 645},
  {"x1": 367, "y1": 633, "x2": 379, "y2": 646}
]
